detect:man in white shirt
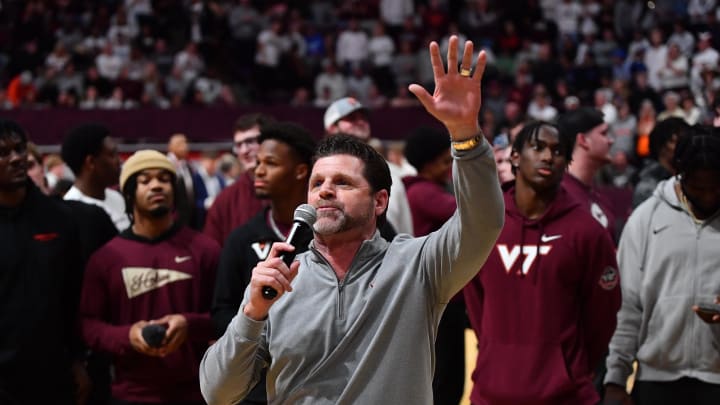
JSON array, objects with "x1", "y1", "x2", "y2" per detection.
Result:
[{"x1": 61, "y1": 123, "x2": 129, "y2": 231}]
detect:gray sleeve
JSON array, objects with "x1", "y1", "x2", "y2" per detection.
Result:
[
  {"x1": 421, "y1": 137, "x2": 504, "y2": 303},
  {"x1": 604, "y1": 207, "x2": 649, "y2": 387},
  {"x1": 199, "y1": 310, "x2": 270, "y2": 405}
]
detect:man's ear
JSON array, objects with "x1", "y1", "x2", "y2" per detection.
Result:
[
  {"x1": 374, "y1": 189, "x2": 389, "y2": 217},
  {"x1": 510, "y1": 149, "x2": 520, "y2": 168},
  {"x1": 84, "y1": 154, "x2": 95, "y2": 172},
  {"x1": 295, "y1": 163, "x2": 309, "y2": 181},
  {"x1": 575, "y1": 133, "x2": 589, "y2": 150}
]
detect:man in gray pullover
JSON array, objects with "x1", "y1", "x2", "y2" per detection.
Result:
[{"x1": 199, "y1": 36, "x2": 504, "y2": 405}]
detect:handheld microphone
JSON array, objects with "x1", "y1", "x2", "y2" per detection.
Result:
[{"x1": 262, "y1": 204, "x2": 317, "y2": 300}]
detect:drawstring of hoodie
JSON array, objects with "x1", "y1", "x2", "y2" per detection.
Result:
[{"x1": 532, "y1": 222, "x2": 544, "y2": 285}]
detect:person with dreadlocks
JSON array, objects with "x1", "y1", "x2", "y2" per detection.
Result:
[
  {"x1": 604, "y1": 126, "x2": 720, "y2": 405},
  {"x1": 463, "y1": 121, "x2": 621, "y2": 405},
  {"x1": 79, "y1": 150, "x2": 220, "y2": 405}
]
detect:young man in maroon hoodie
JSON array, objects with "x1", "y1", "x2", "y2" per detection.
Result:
[
  {"x1": 79, "y1": 150, "x2": 220, "y2": 405},
  {"x1": 463, "y1": 121, "x2": 621, "y2": 405}
]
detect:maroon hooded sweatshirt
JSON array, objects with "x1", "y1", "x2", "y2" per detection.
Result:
[{"x1": 463, "y1": 183, "x2": 621, "y2": 405}]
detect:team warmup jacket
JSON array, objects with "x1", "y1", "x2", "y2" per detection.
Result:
[
  {"x1": 80, "y1": 224, "x2": 220, "y2": 403},
  {"x1": 464, "y1": 183, "x2": 621, "y2": 405},
  {"x1": 200, "y1": 139, "x2": 505, "y2": 405}
]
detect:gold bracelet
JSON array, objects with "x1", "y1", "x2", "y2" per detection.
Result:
[{"x1": 452, "y1": 135, "x2": 482, "y2": 151}]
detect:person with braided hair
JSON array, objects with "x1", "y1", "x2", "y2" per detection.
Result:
[{"x1": 604, "y1": 126, "x2": 720, "y2": 405}]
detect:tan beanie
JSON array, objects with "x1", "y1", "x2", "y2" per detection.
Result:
[{"x1": 120, "y1": 150, "x2": 177, "y2": 191}]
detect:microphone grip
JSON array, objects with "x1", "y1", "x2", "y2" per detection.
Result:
[{"x1": 262, "y1": 223, "x2": 303, "y2": 300}]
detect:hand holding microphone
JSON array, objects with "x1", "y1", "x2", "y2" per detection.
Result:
[{"x1": 261, "y1": 204, "x2": 317, "y2": 300}]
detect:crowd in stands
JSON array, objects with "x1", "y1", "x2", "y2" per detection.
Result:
[{"x1": 0, "y1": 1, "x2": 718, "y2": 124}]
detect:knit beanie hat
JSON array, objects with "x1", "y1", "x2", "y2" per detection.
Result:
[{"x1": 120, "y1": 150, "x2": 176, "y2": 191}]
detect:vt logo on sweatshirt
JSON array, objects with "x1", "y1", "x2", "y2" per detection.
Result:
[{"x1": 497, "y1": 244, "x2": 552, "y2": 275}]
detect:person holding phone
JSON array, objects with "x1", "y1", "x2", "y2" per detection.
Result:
[{"x1": 604, "y1": 127, "x2": 720, "y2": 405}]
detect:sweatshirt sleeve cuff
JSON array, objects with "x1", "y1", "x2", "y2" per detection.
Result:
[
  {"x1": 603, "y1": 367, "x2": 629, "y2": 388},
  {"x1": 229, "y1": 309, "x2": 266, "y2": 341}
]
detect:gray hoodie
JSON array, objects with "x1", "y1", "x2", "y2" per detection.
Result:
[
  {"x1": 199, "y1": 140, "x2": 504, "y2": 405},
  {"x1": 605, "y1": 178, "x2": 720, "y2": 387}
]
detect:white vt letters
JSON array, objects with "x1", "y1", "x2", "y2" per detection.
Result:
[{"x1": 497, "y1": 244, "x2": 552, "y2": 275}]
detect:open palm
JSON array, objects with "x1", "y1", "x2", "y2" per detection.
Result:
[{"x1": 409, "y1": 35, "x2": 487, "y2": 140}]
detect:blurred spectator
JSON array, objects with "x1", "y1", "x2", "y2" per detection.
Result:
[
  {"x1": 228, "y1": 0, "x2": 261, "y2": 79},
  {"x1": 632, "y1": 117, "x2": 690, "y2": 207},
  {"x1": 682, "y1": 94, "x2": 702, "y2": 124},
  {"x1": 379, "y1": 0, "x2": 414, "y2": 33},
  {"x1": 635, "y1": 99, "x2": 658, "y2": 159},
  {"x1": 174, "y1": 41, "x2": 205, "y2": 84},
  {"x1": 690, "y1": 32, "x2": 719, "y2": 91},
  {"x1": 367, "y1": 22, "x2": 396, "y2": 97},
  {"x1": 95, "y1": 43, "x2": 124, "y2": 81},
  {"x1": 346, "y1": 64, "x2": 374, "y2": 105},
  {"x1": 6, "y1": 71, "x2": 36, "y2": 107},
  {"x1": 669, "y1": 19, "x2": 696, "y2": 58},
  {"x1": 44, "y1": 153, "x2": 74, "y2": 191},
  {"x1": 26, "y1": 141, "x2": 49, "y2": 194},
  {"x1": 527, "y1": 85, "x2": 558, "y2": 121},
  {"x1": 594, "y1": 88, "x2": 618, "y2": 124},
  {"x1": 314, "y1": 59, "x2": 347, "y2": 104},
  {"x1": 629, "y1": 70, "x2": 662, "y2": 114},
  {"x1": 335, "y1": 17, "x2": 369, "y2": 72},
  {"x1": 657, "y1": 91, "x2": 685, "y2": 121},
  {"x1": 56, "y1": 62, "x2": 84, "y2": 98},
  {"x1": 599, "y1": 149, "x2": 637, "y2": 189},
  {"x1": 193, "y1": 151, "x2": 225, "y2": 228},
  {"x1": 45, "y1": 42, "x2": 71, "y2": 72},
  {"x1": 167, "y1": 133, "x2": 197, "y2": 228},
  {"x1": 657, "y1": 42, "x2": 689, "y2": 92},
  {"x1": 556, "y1": 0, "x2": 583, "y2": 39},
  {"x1": 216, "y1": 153, "x2": 241, "y2": 186},
  {"x1": 392, "y1": 39, "x2": 417, "y2": 89},
  {"x1": 645, "y1": 28, "x2": 668, "y2": 91},
  {"x1": 610, "y1": 100, "x2": 638, "y2": 160}
]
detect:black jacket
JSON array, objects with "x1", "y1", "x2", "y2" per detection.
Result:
[{"x1": 0, "y1": 183, "x2": 83, "y2": 404}]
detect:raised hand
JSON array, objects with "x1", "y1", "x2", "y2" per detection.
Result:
[{"x1": 409, "y1": 35, "x2": 487, "y2": 141}]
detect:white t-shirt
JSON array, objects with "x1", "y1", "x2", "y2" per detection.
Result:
[{"x1": 64, "y1": 186, "x2": 130, "y2": 232}]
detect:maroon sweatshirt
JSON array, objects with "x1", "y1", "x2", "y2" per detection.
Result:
[
  {"x1": 79, "y1": 224, "x2": 219, "y2": 403},
  {"x1": 562, "y1": 174, "x2": 617, "y2": 242},
  {"x1": 463, "y1": 183, "x2": 621, "y2": 405},
  {"x1": 402, "y1": 175, "x2": 456, "y2": 237},
  {"x1": 203, "y1": 172, "x2": 266, "y2": 246}
]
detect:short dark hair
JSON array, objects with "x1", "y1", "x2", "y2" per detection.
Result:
[
  {"x1": 512, "y1": 120, "x2": 574, "y2": 162},
  {"x1": 649, "y1": 117, "x2": 691, "y2": 160},
  {"x1": 313, "y1": 133, "x2": 392, "y2": 226},
  {"x1": 673, "y1": 125, "x2": 720, "y2": 175},
  {"x1": 0, "y1": 119, "x2": 28, "y2": 144},
  {"x1": 259, "y1": 122, "x2": 317, "y2": 166},
  {"x1": 557, "y1": 107, "x2": 605, "y2": 143},
  {"x1": 234, "y1": 113, "x2": 276, "y2": 132},
  {"x1": 403, "y1": 127, "x2": 450, "y2": 172},
  {"x1": 61, "y1": 123, "x2": 110, "y2": 175}
]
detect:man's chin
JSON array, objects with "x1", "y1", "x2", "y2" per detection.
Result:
[{"x1": 149, "y1": 206, "x2": 171, "y2": 218}]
